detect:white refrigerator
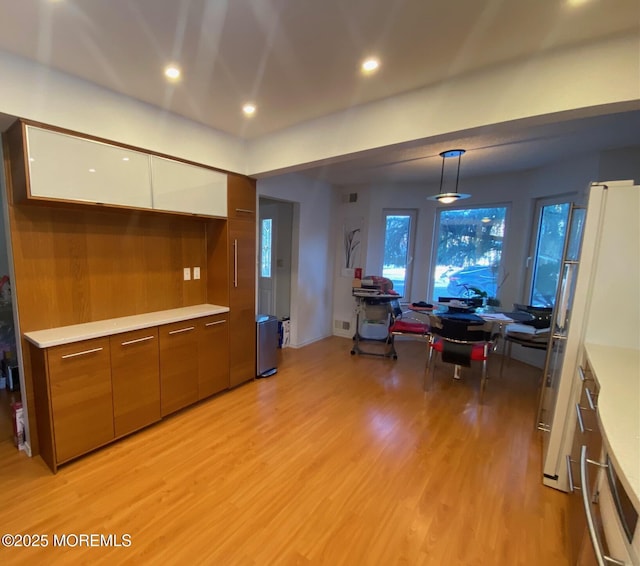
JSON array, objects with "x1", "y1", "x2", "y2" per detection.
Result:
[{"x1": 539, "y1": 180, "x2": 640, "y2": 491}]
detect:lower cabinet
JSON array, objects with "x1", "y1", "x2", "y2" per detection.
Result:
[
  {"x1": 197, "y1": 314, "x2": 229, "y2": 399},
  {"x1": 30, "y1": 313, "x2": 231, "y2": 473},
  {"x1": 110, "y1": 328, "x2": 161, "y2": 437},
  {"x1": 47, "y1": 337, "x2": 114, "y2": 464},
  {"x1": 159, "y1": 321, "x2": 199, "y2": 417}
]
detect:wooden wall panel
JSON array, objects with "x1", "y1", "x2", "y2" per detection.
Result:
[{"x1": 10, "y1": 206, "x2": 212, "y2": 331}]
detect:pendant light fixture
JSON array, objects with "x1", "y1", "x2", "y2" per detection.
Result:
[{"x1": 428, "y1": 149, "x2": 471, "y2": 204}]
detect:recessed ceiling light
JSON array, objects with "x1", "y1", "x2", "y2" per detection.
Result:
[
  {"x1": 361, "y1": 58, "x2": 380, "y2": 74},
  {"x1": 88, "y1": 168, "x2": 96, "y2": 173},
  {"x1": 164, "y1": 65, "x2": 181, "y2": 81},
  {"x1": 566, "y1": 0, "x2": 591, "y2": 6},
  {"x1": 242, "y1": 103, "x2": 256, "y2": 117},
  {"x1": 122, "y1": 157, "x2": 130, "y2": 162}
]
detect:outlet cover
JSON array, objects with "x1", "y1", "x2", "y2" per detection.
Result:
[
  {"x1": 183, "y1": 267, "x2": 191, "y2": 281},
  {"x1": 193, "y1": 266, "x2": 201, "y2": 280}
]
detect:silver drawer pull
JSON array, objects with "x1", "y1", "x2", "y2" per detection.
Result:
[
  {"x1": 575, "y1": 403, "x2": 591, "y2": 433},
  {"x1": 580, "y1": 446, "x2": 625, "y2": 566},
  {"x1": 235, "y1": 208, "x2": 254, "y2": 214},
  {"x1": 61, "y1": 347, "x2": 103, "y2": 359},
  {"x1": 578, "y1": 365, "x2": 587, "y2": 382},
  {"x1": 205, "y1": 320, "x2": 226, "y2": 327},
  {"x1": 585, "y1": 387, "x2": 597, "y2": 410},
  {"x1": 169, "y1": 326, "x2": 194, "y2": 335},
  {"x1": 566, "y1": 454, "x2": 581, "y2": 493},
  {"x1": 121, "y1": 336, "x2": 155, "y2": 346}
]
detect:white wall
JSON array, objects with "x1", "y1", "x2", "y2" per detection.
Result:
[
  {"x1": 257, "y1": 173, "x2": 335, "y2": 347},
  {"x1": 0, "y1": 50, "x2": 245, "y2": 174}
]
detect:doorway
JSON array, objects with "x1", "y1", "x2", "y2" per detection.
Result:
[
  {"x1": 258, "y1": 197, "x2": 293, "y2": 319},
  {"x1": 0, "y1": 132, "x2": 20, "y2": 447}
]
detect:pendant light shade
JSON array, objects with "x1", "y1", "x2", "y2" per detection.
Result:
[{"x1": 428, "y1": 149, "x2": 471, "y2": 204}]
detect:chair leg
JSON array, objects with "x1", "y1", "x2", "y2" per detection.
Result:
[
  {"x1": 423, "y1": 338, "x2": 435, "y2": 391},
  {"x1": 480, "y1": 343, "x2": 489, "y2": 402}
]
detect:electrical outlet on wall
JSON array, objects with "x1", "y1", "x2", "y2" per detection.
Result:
[
  {"x1": 193, "y1": 267, "x2": 201, "y2": 280},
  {"x1": 183, "y1": 267, "x2": 191, "y2": 281}
]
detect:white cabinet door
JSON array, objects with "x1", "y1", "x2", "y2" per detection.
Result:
[
  {"x1": 26, "y1": 126, "x2": 153, "y2": 209},
  {"x1": 151, "y1": 156, "x2": 227, "y2": 217}
]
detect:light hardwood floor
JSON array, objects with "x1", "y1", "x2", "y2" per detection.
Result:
[{"x1": 0, "y1": 336, "x2": 570, "y2": 565}]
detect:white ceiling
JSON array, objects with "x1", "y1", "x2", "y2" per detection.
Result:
[{"x1": 0, "y1": 0, "x2": 639, "y2": 184}]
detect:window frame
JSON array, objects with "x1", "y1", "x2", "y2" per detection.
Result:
[
  {"x1": 428, "y1": 203, "x2": 510, "y2": 303},
  {"x1": 381, "y1": 208, "x2": 418, "y2": 300}
]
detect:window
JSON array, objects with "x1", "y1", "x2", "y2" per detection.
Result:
[
  {"x1": 431, "y1": 206, "x2": 507, "y2": 302},
  {"x1": 260, "y1": 218, "x2": 272, "y2": 278},
  {"x1": 382, "y1": 210, "x2": 416, "y2": 298},
  {"x1": 527, "y1": 199, "x2": 585, "y2": 307}
]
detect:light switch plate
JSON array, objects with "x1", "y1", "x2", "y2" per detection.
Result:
[
  {"x1": 193, "y1": 266, "x2": 201, "y2": 280},
  {"x1": 183, "y1": 267, "x2": 191, "y2": 281}
]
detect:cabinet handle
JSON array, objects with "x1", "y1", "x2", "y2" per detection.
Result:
[
  {"x1": 233, "y1": 239, "x2": 238, "y2": 288},
  {"x1": 575, "y1": 403, "x2": 591, "y2": 433},
  {"x1": 168, "y1": 326, "x2": 194, "y2": 335},
  {"x1": 585, "y1": 387, "x2": 597, "y2": 410},
  {"x1": 579, "y1": 446, "x2": 625, "y2": 566},
  {"x1": 121, "y1": 336, "x2": 155, "y2": 346},
  {"x1": 235, "y1": 208, "x2": 254, "y2": 214},
  {"x1": 566, "y1": 454, "x2": 581, "y2": 492},
  {"x1": 578, "y1": 365, "x2": 587, "y2": 382},
  {"x1": 61, "y1": 347, "x2": 103, "y2": 359},
  {"x1": 205, "y1": 320, "x2": 226, "y2": 327}
]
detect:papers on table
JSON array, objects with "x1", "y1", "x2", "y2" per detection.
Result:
[{"x1": 478, "y1": 313, "x2": 513, "y2": 322}]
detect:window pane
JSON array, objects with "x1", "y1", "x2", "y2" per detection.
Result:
[
  {"x1": 382, "y1": 214, "x2": 411, "y2": 297},
  {"x1": 261, "y1": 218, "x2": 272, "y2": 278},
  {"x1": 432, "y1": 207, "x2": 507, "y2": 302},
  {"x1": 530, "y1": 203, "x2": 570, "y2": 307}
]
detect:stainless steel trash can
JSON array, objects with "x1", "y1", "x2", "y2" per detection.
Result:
[{"x1": 256, "y1": 314, "x2": 278, "y2": 377}]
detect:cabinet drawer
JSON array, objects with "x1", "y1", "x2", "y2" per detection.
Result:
[
  {"x1": 197, "y1": 314, "x2": 230, "y2": 399},
  {"x1": 227, "y1": 174, "x2": 256, "y2": 220},
  {"x1": 159, "y1": 320, "x2": 199, "y2": 416},
  {"x1": 47, "y1": 337, "x2": 114, "y2": 463},
  {"x1": 110, "y1": 328, "x2": 161, "y2": 437}
]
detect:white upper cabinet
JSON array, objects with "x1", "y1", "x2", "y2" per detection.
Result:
[
  {"x1": 26, "y1": 126, "x2": 153, "y2": 209},
  {"x1": 151, "y1": 156, "x2": 227, "y2": 217}
]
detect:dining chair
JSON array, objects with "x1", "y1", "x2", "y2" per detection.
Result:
[
  {"x1": 499, "y1": 304, "x2": 552, "y2": 376},
  {"x1": 424, "y1": 313, "x2": 499, "y2": 401},
  {"x1": 386, "y1": 299, "x2": 431, "y2": 360}
]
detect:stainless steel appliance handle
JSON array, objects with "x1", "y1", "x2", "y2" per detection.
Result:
[
  {"x1": 61, "y1": 347, "x2": 103, "y2": 359},
  {"x1": 580, "y1": 446, "x2": 626, "y2": 566},
  {"x1": 121, "y1": 336, "x2": 154, "y2": 346},
  {"x1": 205, "y1": 320, "x2": 226, "y2": 327},
  {"x1": 233, "y1": 239, "x2": 238, "y2": 288},
  {"x1": 168, "y1": 326, "x2": 195, "y2": 335}
]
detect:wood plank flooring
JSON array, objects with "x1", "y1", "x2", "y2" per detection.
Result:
[{"x1": 0, "y1": 336, "x2": 570, "y2": 565}]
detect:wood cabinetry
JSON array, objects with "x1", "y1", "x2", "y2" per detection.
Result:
[
  {"x1": 46, "y1": 337, "x2": 114, "y2": 465},
  {"x1": 228, "y1": 174, "x2": 256, "y2": 387},
  {"x1": 567, "y1": 360, "x2": 604, "y2": 564},
  {"x1": 197, "y1": 314, "x2": 230, "y2": 399},
  {"x1": 159, "y1": 321, "x2": 199, "y2": 416},
  {"x1": 110, "y1": 328, "x2": 161, "y2": 437},
  {"x1": 8, "y1": 120, "x2": 228, "y2": 218}
]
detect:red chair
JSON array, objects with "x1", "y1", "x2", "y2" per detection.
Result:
[
  {"x1": 387, "y1": 300, "x2": 430, "y2": 360},
  {"x1": 424, "y1": 314, "x2": 498, "y2": 401}
]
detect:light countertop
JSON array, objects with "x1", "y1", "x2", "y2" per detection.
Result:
[
  {"x1": 584, "y1": 342, "x2": 640, "y2": 511},
  {"x1": 24, "y1": 304, "x2": 229, "y2": 348}
]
